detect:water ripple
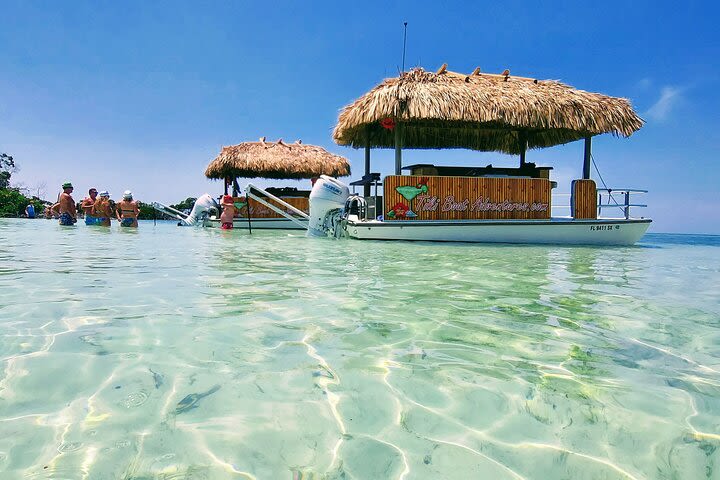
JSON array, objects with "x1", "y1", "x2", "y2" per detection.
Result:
[{"x1": 1, "y1": 219, "x2": 718, "y2": 479}]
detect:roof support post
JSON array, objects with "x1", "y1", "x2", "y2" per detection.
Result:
[
  {"x1": 583, "y1": 136, "x2": 592, "y2": 179},
  {"x1": 394, "y1": 122, "x2": 402, "y2": 175},
  {"x1": 518, "y1": 131, "x2": 527, "y2": 167},
  {"x1": 364, "y1": 126, "x2": 371, "y2": 197}
]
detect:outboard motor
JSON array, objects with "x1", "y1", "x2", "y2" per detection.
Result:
[
  {"x1": 308, "y1": 175, "x2": 350, "y2": 237},
  {"x1": 184, "y1": 194, "x2": 219, "y2": 226}
]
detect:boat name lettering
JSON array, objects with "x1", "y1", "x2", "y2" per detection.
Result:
[
  {"x1": 415, "y1": 195, "x2": 548, "y2": 213},
  {"x1": 589, "y1": 225, "x2": 620, "y2": 231},
  {"x1": 442, "y1": 196, "x2": 469, "y2": 212}
]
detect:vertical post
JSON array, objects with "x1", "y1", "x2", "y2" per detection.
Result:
[
  {"x1": 364, "y1": 126, "x2": 371, "y2": 197},
  {"x1": 224, "y1": 178, "x2": 229, "y2": 195},
  {"x1": 583, "y1": 136, "x2": 592, "y2": 180},
  {"x1": 624, "y1": 191, "x2": 630, "y2": 219},
  {"x1": 246, "y1": 188, "x2": 253, "y2": 234},
  {"x1": 519, "y1": 131, "x2": 527, "y2": 167},
  {"x1": 394, "y1": 122, "x2": 402, "y2": 175}
]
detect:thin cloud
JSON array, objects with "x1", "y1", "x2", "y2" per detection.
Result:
[
  {"x1": 636, "y1": 78, "x2": 653, "y2": 90},
  {"x1": 645, "y1": 86, "x2": 684, "y2": 122}
]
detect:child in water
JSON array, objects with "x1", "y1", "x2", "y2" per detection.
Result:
[{"x1": 220, "y1": 195, "x2": 237, "y2": 230}]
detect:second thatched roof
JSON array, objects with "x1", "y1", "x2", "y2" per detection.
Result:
[
  {"x1": 333, "y1": 66, "x2": 644, "y2": 154},
  {"x1": 205, "y1": 138, "x2": 351, "y2": 180}
]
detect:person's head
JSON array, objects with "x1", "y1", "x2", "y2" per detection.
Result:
[
  {"x1": 98, "y1": 191, "x2": 110, "y2": 203},
  {"x1": 88, "y1": 188, "x2": 98, "y2": 199},
  {"x1": 123, "y1": 190, "x2": 133, "y2": 201},
  {"x1": 62, "y1": 182, "x2": 74, "y2": 194}
]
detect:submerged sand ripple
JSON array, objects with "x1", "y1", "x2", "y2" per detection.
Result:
[{"x1": 1, "y1": 220, "x2": 719, "y2": 478}]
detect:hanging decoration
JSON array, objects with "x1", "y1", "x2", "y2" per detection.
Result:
[{"x1": 380, "y1": 118, "x2": 396, "y2": 131}]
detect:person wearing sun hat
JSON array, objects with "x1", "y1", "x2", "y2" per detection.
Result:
[
  {"x1": 92, "y1": 191, "x2": 113, "y2": 226},
  {"x1": 116, "y1": 190, "x2": 139, "y2": 227},
  {"x1": 51, "y1": 182, "x2": 77, "y2": 226},
  {"x1": 219, "y1": 194, "x2": 237, "y2": 229}
]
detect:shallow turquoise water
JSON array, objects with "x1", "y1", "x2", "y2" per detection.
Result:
[{"x1": 1, "y1": 218, "x2": 719, "y2": 479}]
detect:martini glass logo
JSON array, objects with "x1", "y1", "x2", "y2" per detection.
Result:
[{"x1": 387, "y1": 177, "x2": 429, "y2": 219}]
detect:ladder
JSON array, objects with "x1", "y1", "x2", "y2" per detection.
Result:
[
  {"x1": 244, "y1": 184, "x2": 309, "y2": 230},
  {"x1": 151, "y1": 202, "x2": 193, "y2": 225}
]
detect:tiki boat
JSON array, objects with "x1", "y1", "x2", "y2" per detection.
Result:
[
  {"x1": 200, "y1": 138, "x2": 350, "y2": 229},
  {"x1": 296, "y1": 65, "x2": 651, "y2": 245}
]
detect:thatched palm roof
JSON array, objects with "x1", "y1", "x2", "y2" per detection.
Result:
[
  {"x1": 205, "y1": 138, "x2": 351, "y2": 180},
  {"x1": 333, "y1": 66, "x2": 644, "y2": 154}
]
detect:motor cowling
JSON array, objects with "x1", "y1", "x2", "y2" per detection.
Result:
[
  {"x1": 308, "y1": 175, "x2": 349, "y2": 237},
  {"x1": 184, "y1": 194, "x2": 219, "y2": 225}
]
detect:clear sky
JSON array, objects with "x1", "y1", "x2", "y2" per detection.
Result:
[{"x1": 1, "y1": 1, "x2": 718, "y2": 233}]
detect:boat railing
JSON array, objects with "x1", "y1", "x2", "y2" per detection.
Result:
[
  {"x1": 551, "y1": 189, "x2": 648, "y2": 219},
  {"x1": 245, "y1": 183, "x2": 309, "y2": 229},
  {"x1": 151, "y1": 202, "x2": 192, "y2": 224},
  {"x1": 550, "y1": 193, "x2": 572, "y2": 218},
  {"x1": 597, "y1": 188, "x2": 648, "y2": 219}
]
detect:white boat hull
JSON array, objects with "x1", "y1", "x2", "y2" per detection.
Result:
[
  {"x1": 345, "y1": 217, "x2": 651, "y2": 245},
  {"x1": 204, "y1": 218, "x2": 307, "y2": 230}
]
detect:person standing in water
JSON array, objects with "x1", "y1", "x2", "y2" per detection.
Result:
[
  {"x1": 25, "y1": 203, "x2": 36, "y2": 218},
  {"x1": 51, "y1": 182, "x2": 77, "y2": 226},
  {"x1": 92, "y1": 191, "x2": 113, "y2": 226},
  {"x1": 220, "y1": 195, "x2": 237, "y2": 230},
  {"x1": 81, "y1": 188, "x2": 99, "y2": 225},
  {"x1": 116, "y1": 190, "x2": 139, "y2": 227}
]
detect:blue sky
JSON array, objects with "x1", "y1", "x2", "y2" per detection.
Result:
[{"x1": 1, "y1": 1, "x2": 718, "y2": 233}]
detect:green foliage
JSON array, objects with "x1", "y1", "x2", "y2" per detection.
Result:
[
  {"x1": 1, "y1": 153, "x2": 15, "y2": 190},
  {"x1": 0, "y1": 188, "x2": 46, "y2": 218},
  {"x1": 0, "y1": 153, "x2": 46, "y2": 217},
  {"x1": 137, "y1": 203, "x2": 158, "y2": 220},
  {"x1": 170, "y1": 197, "x2": 197, "y2": 211}
]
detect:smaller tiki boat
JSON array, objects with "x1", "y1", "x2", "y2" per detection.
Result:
[
  {"x1": 294, "y1": 65, "x2": 651, "y2": 245},
  {"x1": 203, "y1": 137, "x2": 350, "y2": 229}
]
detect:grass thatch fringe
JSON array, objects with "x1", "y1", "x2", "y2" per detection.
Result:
[
  {"x1": 205, "y1": 138, "x2": 351, "y2": 180},
  {"x1": 333, "y1": 67, "x2": 644, "y2": 153}
]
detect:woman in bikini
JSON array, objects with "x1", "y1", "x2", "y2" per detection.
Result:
[
  {"x1": 116, "y1": 190, "x2": 139, "y2": 228},
  {"x1": 91, "y1": 191, "x2": 113, "y2": 226}
]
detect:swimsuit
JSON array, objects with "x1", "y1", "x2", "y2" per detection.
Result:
[
  {"x1": 221, "y1": 222, "x2": 233, "y2": 230},
  {"x1": 121, "y1": 218, "x2": 135, "y2": 227},
  {"x1": 59, "y1": 212, "x2": 76, "y2": 226},
  {"x1": 85, "y1": 215, "x2": 100, "y2": 225}
]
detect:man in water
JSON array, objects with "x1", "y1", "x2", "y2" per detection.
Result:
[
  {"x1": 25, "y1": 203, "x2": 36, "y2": 218},
  {"x1": 81, "y1": 188, "x2": 99, "y2": 225},
  {"x1": 116, "y1": 190, "x2": 139, "y2": 227},
  {"x1": 51, "y1": 182, "x2": 77, "y2": 226}
]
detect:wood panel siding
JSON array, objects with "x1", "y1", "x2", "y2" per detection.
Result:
[
  {"x1": 232, "y1": 196, "x2": 309, "y2": 218},
  {"x1": 383, "y1": 176, "x2": 551, "y2": 221},
  {"x1": 571, "y1": 179, "x2": 597, "y2": 219}
]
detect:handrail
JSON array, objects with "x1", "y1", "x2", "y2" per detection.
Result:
[
  {"x1": 151, "y1": 202, "x2": 190, "y2": 224},
  {"x1": 551, "y1": 188, "x2": 648, "y2": 219},
  {"x1": 246, "y1": 184, "x2": 309, "y2": 219},
  {"x1": 245, "y1": 184, "x2": 309, "y2": 229},
  {"x1": 597, "y1": 188, "x2": 648, "y2": 194},
  {"x1": 597, "y1": 188, "x2": 648, "y2": 219}
]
